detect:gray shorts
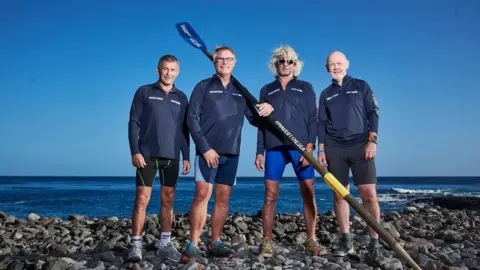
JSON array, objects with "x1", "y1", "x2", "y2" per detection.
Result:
[{"x1": 325, "y1": 143, "x2": 376, "y2": 186}]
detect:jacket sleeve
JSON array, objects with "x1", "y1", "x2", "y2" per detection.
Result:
[
  {"x1": 306, "y1": 83, "x2": 318, "y2": 146},
  {"x1": 317, "y1": 92, "x2": 327, "y2": 145},
  {"x1": 187, "y1": 82, "x2": 211, "y2": 154},
  {"x1": 180, "y1": 95, "x2": 190, "y2": 161},
  {"x1": 128, "y1": 87, "x2": 144, "y2": 156},
  {"x1": 363, "y1": 81, "x2": 379, "y2": 133},
  {"x1": 256, "y1": 86, "x2": 267, "y2": 155}
]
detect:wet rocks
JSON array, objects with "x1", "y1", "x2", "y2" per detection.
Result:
[{"x1": 0, "y1": 202, "x2": 479, "y2": 269}]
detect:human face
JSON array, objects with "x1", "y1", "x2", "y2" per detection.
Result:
[
  {"x1": 326, "y1": 51, "x2": 349, "y2": 82},
  {"x1": 276, "y1": 55, "x2": 296, "y2": 77},
  {"x1": 214, "y1": 49, "x2": 236, "y2": 77},
  {"x1": 157, "y1": 60, "x2": 179, "y2": 87}
]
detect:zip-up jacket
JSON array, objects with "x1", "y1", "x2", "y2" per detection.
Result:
[
  {"x1": 187, "y1": 75, "x2": 259, "y2": 156},
  {"x1": 128, "y1": 82, "x2": 190, "y2": 160},
  {"x1": 256, "y1": 78, "x2": 317, "y2": 154},
  {"x1": 317, "y1": 75, "x2": 379, "y2": 147}
]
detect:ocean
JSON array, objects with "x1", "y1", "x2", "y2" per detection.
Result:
[{"x1": 1, "y1": 176, "x2": 479, "y2": 220}]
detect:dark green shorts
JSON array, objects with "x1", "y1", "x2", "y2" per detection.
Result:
[{"x1": 136, "y1": 157, "x2": 179, "y2": 187}]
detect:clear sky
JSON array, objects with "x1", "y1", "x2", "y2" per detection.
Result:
[{"x1": 1, "y1": 0, "x2": 479, "y2": 177}]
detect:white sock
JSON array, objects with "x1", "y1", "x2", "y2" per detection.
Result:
[
  {"x1": 132, "y1": 236, "x2": 142, "y2": 248},
  {"x1": 160, "y1": 232, "x2": 171, "y2": 246}
]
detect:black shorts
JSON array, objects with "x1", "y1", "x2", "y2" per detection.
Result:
[
  {"x1": 136, "y1": 157, "x2": 179, "y2": 187},
  {"x1": 325, "y1": 143, "x2": 376, "y2": 186}
]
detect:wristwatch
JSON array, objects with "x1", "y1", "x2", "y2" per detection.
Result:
[{"x1": 368, "y1": 135, "x2": 378, "y2": 144}]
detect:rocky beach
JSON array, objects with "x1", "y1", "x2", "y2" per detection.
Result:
[{"x1": 1, "y1": 197, "x2": 479, "y2": 270}]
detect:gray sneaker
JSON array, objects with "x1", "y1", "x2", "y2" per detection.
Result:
[
  {"x1": 156, "y1": 242, "x2": 182, "y2": 262},
  {"x1": 333, "y1": 237, "x2": 354, "y2": 257},
  {"x1": 127, "y1": 246, "x2": 142, "y2": 262},
  {"x1": 366, "y1": 245, "x2": 386, "y2": 265}
]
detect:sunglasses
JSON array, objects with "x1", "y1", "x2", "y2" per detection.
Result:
[{"x1": 277, "y1": 59, "x2": 295, "y2": 65}]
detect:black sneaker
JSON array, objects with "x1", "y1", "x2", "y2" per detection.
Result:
[
  {"x1": 333, "y1": 237, "x2": 354, "y2": 257},
  {"x1": 207, "y1": 241, "x2": 233, "y2": 258},
  {"x1": 181, "y1": 242, "x2": 199, "y2": 263}
]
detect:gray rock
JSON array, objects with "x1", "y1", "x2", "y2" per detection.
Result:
[
  {"x1": 379, "y1": 258, "x2": 403, "y2": 270},
  {"x1": 325, "y1": 262, "x2": 343, "y2": 270},
  {"x1": 231, "y1": 234, "x2": 246, "y2": 246},
  {"x1": 236, "y1": 222, "x2": 248, "y2": 233},
  {"x1": 284, "y1": 222, "x2": 298, "y2": 233},
  {"x1": 28, "y1": 213, "x2": 41, "y2": 222},
  {"x1": 444, "y1": 230, "x2": 463, "y2": 243},
  {"x1": 294, "y1": 232, "x2": 307, "y2": 245}
]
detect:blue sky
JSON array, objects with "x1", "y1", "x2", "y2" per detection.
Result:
[{"x1": 1, "y1": 0, "x2": 479, "y2": 177}]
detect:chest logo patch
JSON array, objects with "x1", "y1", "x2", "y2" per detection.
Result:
[
  {"x1": 149, "y1": 96, "x2": 163, "y2": 100},
  {"x1": 268, "y1": 89, "x2": 280, "y2": 96},
  {"x1": 326, "y1": 93, "x2": 339, "y2": 101}
]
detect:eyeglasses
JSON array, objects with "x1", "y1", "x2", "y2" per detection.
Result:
[
  {"x1": 277, "y1": 59, "x2": 295, "y2": 65},
  {"x1": 215, "y1": 57, "x2": 235, "y2": 63}
]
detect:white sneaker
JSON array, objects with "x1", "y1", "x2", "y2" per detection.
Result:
[
  {"x1": 156, "y1": 242, "x2": 182, "y2": 262},
  {"x1": 127, "y1": 245, "x2": 142, "y2": 262}
]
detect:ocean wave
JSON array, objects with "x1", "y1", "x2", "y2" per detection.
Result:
[
  {"x1": 391, "y1": 188, "x2": 455, "y2": 195},
  {"x1": 377, "y1": 194, "x2": 408, "y2": 203}
]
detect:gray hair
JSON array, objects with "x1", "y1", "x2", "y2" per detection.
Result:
[
  {"x1": 158, "y1": 54, "x2": 179, "y2": 67},
  {"x1": 213, "y1": 45, "x2": 236, "y2": 62},
  {"x1": 268, "y1": 45, "x2": 304, "y2": 77}
]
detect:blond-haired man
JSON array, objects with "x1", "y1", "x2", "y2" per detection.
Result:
[{"x1": 255, "y1": 45, "x2": 327, "y2": 257}]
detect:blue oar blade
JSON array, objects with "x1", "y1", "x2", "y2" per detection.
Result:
[{"x1": 175, "y1": 22, "x2": 207, "y2": 51}]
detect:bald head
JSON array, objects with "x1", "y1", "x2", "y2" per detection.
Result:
[{"x1": 326, "y1": 51, "x2": 349, "y2": 82}]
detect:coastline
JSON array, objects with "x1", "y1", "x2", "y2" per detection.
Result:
[{"x1": 1, "y1": 197, "x2": 479, "y2": 270}]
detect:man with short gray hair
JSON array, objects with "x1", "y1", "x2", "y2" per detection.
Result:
[
  {"x1": 127, "y1": 54, "x2": 190, "y2": 262},
  {"x1": 182, "y1": 46, "x2": 274, "y2": 263}
]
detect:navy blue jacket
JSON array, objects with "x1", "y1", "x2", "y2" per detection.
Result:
[
  {"x1": 187, "y1": 75, "x2": 259, "y2": 156},
  {"x1": 128, "y1": 82, "x2": 190, "y2": 160},
  {"x1": 256, "y1": 78, "x2": 317, "y2": 154},
  {"x1": 317, "y1": 75, "x2": 379, "y2": 147}
]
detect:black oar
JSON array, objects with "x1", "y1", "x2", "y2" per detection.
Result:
[{"x1": 175, "y1": 22, "x2": 421, "y2": 270}]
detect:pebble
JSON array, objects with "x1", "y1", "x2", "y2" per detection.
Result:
[{"x1": 1, "y1": 197, "x2": 479, "y2": 270}]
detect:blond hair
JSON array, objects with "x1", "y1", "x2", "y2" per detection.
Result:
[{"x1": 268, "y1": 45, "x2": 304, "y2": 77}]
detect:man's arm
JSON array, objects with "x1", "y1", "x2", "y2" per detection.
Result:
[
  {"x1": 128, "y1": 88, "x2": 144, "y2": 156},
  {"x1": 187, "y1": 82, "x2": 211, "y2": 154},
  {"x1": 306, "y1": 83, "x2": 318, "y2": 150},
  {"x1": 256, "y1": 86, "x2": 267, "y2": 155},
  {"x1": 363, "y1": 81, "x2": 379, "y2": 137},
  {"x1": 317, "y1": 93, "x2": 327, "y2": 150},
  {"x1": 180, "y1": 96, "x2": 190, "y2": 161}
]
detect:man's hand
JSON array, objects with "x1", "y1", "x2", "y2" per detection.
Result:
[
  {"x1": 182, "y1": 160, "x2": 191, "y2": 175},
  {"x1": 132, "y1": 153, "x2": 147, "y2": 168},
  {"x1": 256, "y1": 103, "x2": 274, "y2": 117},
  {"x1": 255, "y1": 154, "x2": 265, "y2": 172},
  {"x1": 318, "y1": 151, "x2": 328, "y2": 167},
  {"x1": 365, "y1": 142, "x2": 376, "y2": 160},
  {"x1": 300, "y1": 144, "x2": 314, "y2": 167},
  {"x1": 203, "y1": 149, "x2": 219, "y2": 168}
]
